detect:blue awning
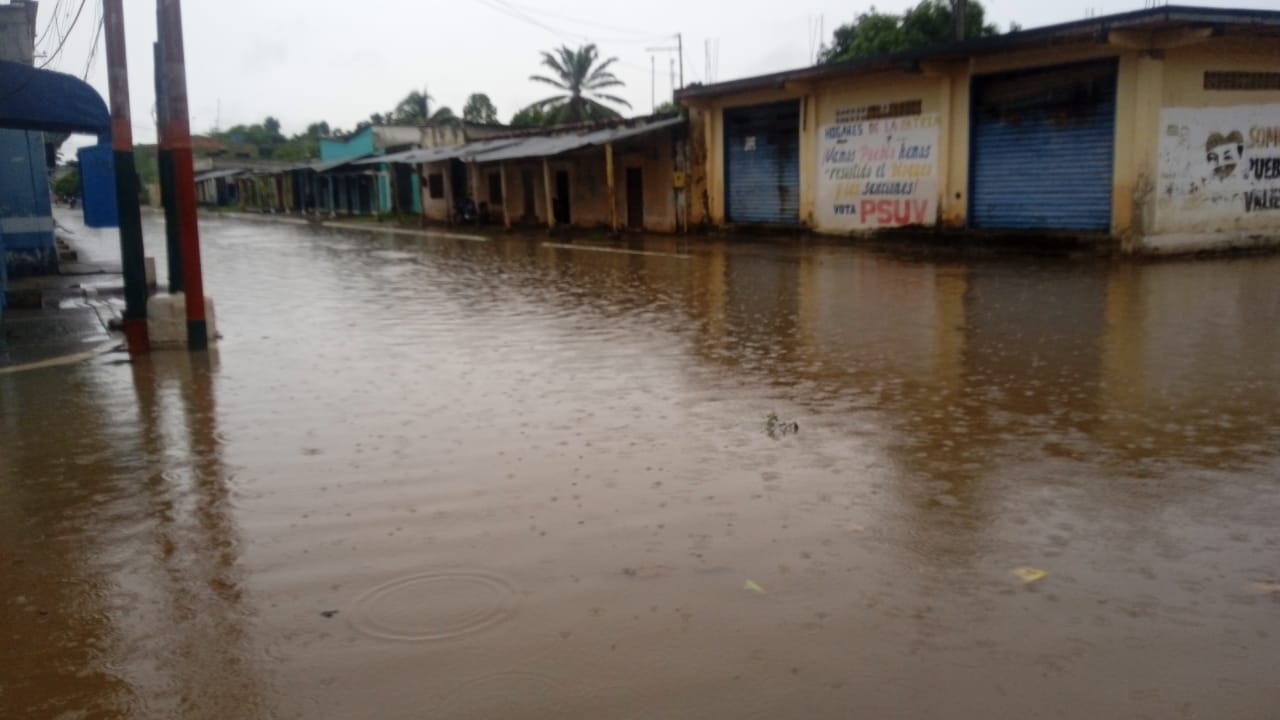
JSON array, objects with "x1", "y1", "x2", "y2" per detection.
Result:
[{"x1": 0, "y1": 60, "x2": 111, "y2": 139}]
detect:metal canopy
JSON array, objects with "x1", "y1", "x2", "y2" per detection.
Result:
[{"x1": 0, "y1": 60, "x2": 111, "y2": 138}]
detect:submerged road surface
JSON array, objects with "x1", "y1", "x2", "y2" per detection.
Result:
[{"x1": 3, "y1": 212, "x2": 1279, "y2": 719}]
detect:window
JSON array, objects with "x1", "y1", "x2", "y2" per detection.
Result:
[
  {"x1": 488, "y1": 172, "x2": 503, "y2": 204},
  {"x1": 427, "y1": 173, "x2": 444, "y2": 199},
  {"x1": 1204, "y1": 71, "x2": 1280, "y2": 91}
]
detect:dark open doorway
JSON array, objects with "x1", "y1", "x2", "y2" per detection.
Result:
[
  {"x1": 553, "y1": 170, "x2": 571, "y2": 224},
  {"x1": 625, "y1": 167, "x2": 643, "y2": 230},
  {"x1": 521, "y1": 168, "x2": 536, "y2": 221}
]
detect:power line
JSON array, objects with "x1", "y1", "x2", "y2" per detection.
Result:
[
  {"x1": 82, "y1": 3, "x2": 104, "y2": 82},
  {"x1": 477, "y1": 0, "x2": 668, "y2": 46},
  {"x1": 39, "y1": 0, "x2": 90, "y2": 70},
  {"x1": 488, "y1": 0, "x2": 668, "y2": 41},
  {"x1": 34, "y1": 0, "x2": 69, "y2": 51}
]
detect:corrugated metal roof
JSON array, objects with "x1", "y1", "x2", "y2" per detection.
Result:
[
  {"x1": 194, "y1": 168, "x2": 245, "y2": 182},
  {"x1": 334, "y1": 118, "x2": 682, "y2": 168},
  {"x1": 310, "y1": 156, "x2": 371, "y2": 173},
  {"x1": 470, "y1": 116, "x2": 683, "y2": 163}
]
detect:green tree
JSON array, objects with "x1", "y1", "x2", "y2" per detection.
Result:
[
  {"x1": 655, "y1": 100, "x2": 682, "y2": 116},
  {"x1": 53, "y1": 167, "x2": 80, "y2": 198},
  {"x1": 429, "y1": 106, "x2": 457, "y2": 122},
  {"x1": 819, "y1": 0, "x2": 1001, "y2": 64},
  {"x1": 392, "y1": 90, "x2": 431, "y2": 124},
  {"x1": 509, "y1": 105, "x2": 550, "y2": 128},
  {"x1": 304, "y1": 121, "x2": 331, "y2": 138},
  {"x1": 462, "y1": 93, "x2": 499, "y2": 124},
  {"x1": 263, "y1": 116, "x2": 284, "y2": 142},
  {"x1": 523, "y1": 44, "x2": 631, "y2": 124}
]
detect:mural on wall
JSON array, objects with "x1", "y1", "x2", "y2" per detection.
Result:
[
  {"x1": 816, "y1": 107, "x2": 939, "y2": 231},
  {"x1": 1157, "y1": 103, "x2": 1280, "y2": 230}
]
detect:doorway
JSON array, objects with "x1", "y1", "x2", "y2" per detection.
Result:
[
  {"x1": 625, "y1": 167, "x2": 643, "y2": 229},
  {"x1": 521, "y1": 168, "x2": 536, "y2": 221},
  {"x1": 554, "y1": 170, "x2": 571, "y2": 224}
]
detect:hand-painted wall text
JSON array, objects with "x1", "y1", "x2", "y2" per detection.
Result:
[
  {"x1": 816, "y1": 110, "x2": 939, "y2": 230},
  {"x1": 1156, "y1": 103, "x2": 1280, "y2": 232}
]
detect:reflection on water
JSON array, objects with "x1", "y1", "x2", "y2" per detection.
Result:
[{"x1": 3, "y1": 215, "x2": 1279, "y2": 718}]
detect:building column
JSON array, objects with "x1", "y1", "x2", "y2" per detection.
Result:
[
  {"x1": 542, "y1": 157, "x2": 555, "y2": 229},
  {"x1": 444, "y1": 164, "x2": 455, "y2": 225},
  {"x1": 500, "y1": 162, "x2": 511, "y2": 229},
  {"x1": 605, "y1": 143, "x2": 618, "y2": 233}
]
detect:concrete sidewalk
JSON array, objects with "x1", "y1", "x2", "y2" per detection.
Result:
[{"x1": 1, "y1": 211, "x2": 125, "y2": 371}]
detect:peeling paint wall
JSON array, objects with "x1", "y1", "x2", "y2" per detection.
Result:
[
  {"x1": 1154, "y1": 103, "x2": 1280, "y2": 232},
  {"x1": 1139, "y1": 36, "x2": 1280, "y2": 251}
]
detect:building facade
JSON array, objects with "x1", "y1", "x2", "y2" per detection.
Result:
[
  {"x1": 677, "y1": 6, "x2": 1280, "y2": 254},
  {"x1": 1, "y1": 0, "x2": 56, "y2": 275}
]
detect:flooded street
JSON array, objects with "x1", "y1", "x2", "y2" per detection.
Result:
[{"x1": 3, "y1": 213, "x2": 1279, "y2": 719}]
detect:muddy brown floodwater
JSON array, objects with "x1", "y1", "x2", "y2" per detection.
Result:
[{"x1": 3, "y1": 212, "x2": 1279, "y2": 719}]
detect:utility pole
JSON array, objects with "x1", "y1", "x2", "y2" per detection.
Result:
[
  {"x1": 650, "y1": 55, "x2": 655, "y2": 113},
  {"x1": 102, "y1": 0, "x2": 149, "y2": 355},
  {"x1": 154, "y1": 41, "x2": 182, "y2": 294},
  {"x1": 676, "y1": 32, "x2": 683, "y2": 89},
  {"x1": 157, "y1": 0, "x2": 208, "y2": 350},
  {"x1": 952, "y1": 0, "x2": 968, "y2": 41},
  {"x1": 646, "y1": 33, "x2": 685, "y2": 105}
]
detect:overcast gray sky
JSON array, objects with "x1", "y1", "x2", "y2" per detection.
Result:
[{"x1": 30, "y1": 0, "x2": 1277, "y2": 150}]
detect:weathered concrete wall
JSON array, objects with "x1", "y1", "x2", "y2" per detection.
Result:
[
  {"x1": 0, "y1": 2, "x2": 54, "y2": 275},
  {"x1": 0, "y1": 2, "x2": 37, "y2": 63},
  {"x1": 813, "y1": 72, "x2": 945, "y2": 233},
  {"x1": 683, "y1": 29, "x2": 1280, "y2": 254},
  {"x1": 419, "y1": 161, "x2": 452, "y2": 222},
  {"x1": 320, "y1": 128, "x2": 376, "y2": 161},
  {"x1": 1138, "y1": 36, "x2": 1280, "y2": 253}
]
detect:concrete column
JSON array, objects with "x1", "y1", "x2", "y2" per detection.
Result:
[
  {"x1": 500, "y1": 162, "x2": 511, "y2": 229},
  {"x1": 542, "y1": 157, "x2": 555, "y2": 229},
  {"x1": 606, "y1": 143, "x2": 618, "y2": 233},
  {"x1": 444, "y1": 164, "x2": 455, "y2": 225}
]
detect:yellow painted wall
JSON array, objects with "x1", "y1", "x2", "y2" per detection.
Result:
[
  {"x1": 466, "y1": 131, "x2": 678, "y2": 232},
  {"x1": 420, "y1": 161, "x2": 451, "y2": 222},
  {"x1": 813, "y1": 71, "x2": 947, "y2": 228},
  {"x1": 613, "y1": 129, "x2": 678, "y2": 232},
  {"x1": 1161, "y1": 36, "x2": 1280, "y2": 108},
  {"x1": 1143, "y1": 36, "x2": 1280, "y2": 249},
  {"x1": 692, "y1": 86, "x2": 808, "y2": 225}
]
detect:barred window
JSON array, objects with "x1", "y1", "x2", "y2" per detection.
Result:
[
  {"x1": 1204, "y1": 72, "x2": 1280, "y2": 91},
  {"x1": 833, "y1": 100, "x2": 923, "y2": 123}
]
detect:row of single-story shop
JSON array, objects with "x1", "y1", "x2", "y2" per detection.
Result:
[
  {"x1": 196, "y1": 115, "x2": 690, "y2": 233},
  {"x1": 196, "y1": 6, "x2": 1280, "y2": 254}
]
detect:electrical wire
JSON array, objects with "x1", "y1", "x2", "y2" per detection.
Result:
[
  {"x1": 476, "y1": 0, "x2": 667, "y2": 46},
  {"x1": 81, "y1": 2, "x2": 104, "y2": 82},
  {"x1": 34, "y1": 0, "x2": 69, "y2": 52},
  {"x1": 38, "y1": 0, "x2": 90, "y2": 70},
  {"x1": 487, "y1": 0, "x2": 668, "y2": 41}
]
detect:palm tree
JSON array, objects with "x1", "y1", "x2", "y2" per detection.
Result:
[{"x1": 525, "y1": 44, "x2": 631, "y2": 124}]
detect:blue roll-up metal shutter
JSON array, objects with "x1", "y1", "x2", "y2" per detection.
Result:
[
  {"x1": 970, "y1": 61, "x2": 1117, "y2": 231},
  {"x1": 725, "y1": 101, "x2": 800, "y2": 224}
]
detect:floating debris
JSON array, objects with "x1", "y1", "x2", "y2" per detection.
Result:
[
  {"x1": 765, "y1": 412, "x2": 799, "y2": 438},
  {"x1": 1011, "y1": 567, "x2": 1048, "y2": 584},
  {"x1": 743, "y1": 579, "x2": 767, "y2": 594}
]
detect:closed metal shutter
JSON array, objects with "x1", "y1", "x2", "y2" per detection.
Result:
[
  {"x1": 725, "y1": 100, "x2": 800, "y2": 223},
  {"x1": 970, "y1": 61, "x2": 1117, "y2": 231}
]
